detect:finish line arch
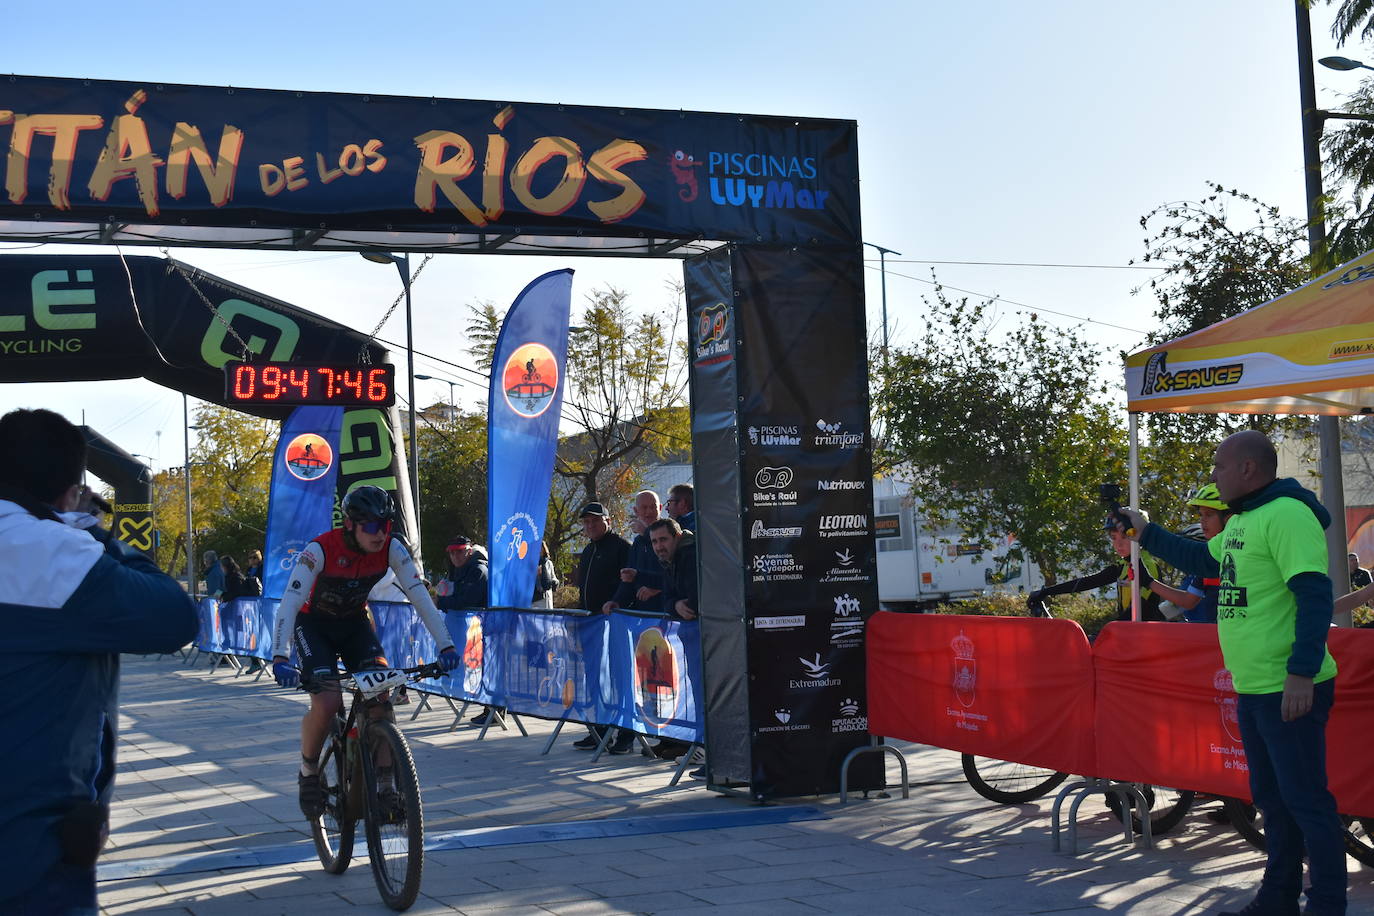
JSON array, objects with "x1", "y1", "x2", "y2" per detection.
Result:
[{"x1": 0, "y1": 75, "x2": 876, "y2": 800}]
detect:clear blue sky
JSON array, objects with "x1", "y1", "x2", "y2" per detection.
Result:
[{"x1": 0, "y1": 0, "x2": 1362, "y2": 473}]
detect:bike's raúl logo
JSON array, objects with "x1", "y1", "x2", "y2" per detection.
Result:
[
  {"x1": 284, "y1": 433, "x2": 333, "y2": 481},
  {"x1": 634, "y1": 627, "x2": 680, "y2": 729},
  {"x1": 951, "y1": 629, "x2": 976, "y2": 708},
  {"x1": 502, "y1": 342, "x2": 558, "y2": 418}
]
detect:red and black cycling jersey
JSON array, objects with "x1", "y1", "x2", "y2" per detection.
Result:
[{"x1": 300, "y1": 529, "x2": 391, "y2": 618}]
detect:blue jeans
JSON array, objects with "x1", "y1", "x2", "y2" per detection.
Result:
[{"x1": 1237, "y1": 677, "x2": 1346, "y2": 915}]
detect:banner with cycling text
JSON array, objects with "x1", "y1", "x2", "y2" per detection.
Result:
[{"x1": 486, "y1": 270, "x2": 573, "y2": 608}]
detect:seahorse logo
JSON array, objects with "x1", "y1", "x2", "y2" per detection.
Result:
[
  {"x1": 669, "y1": 149, "x2": 702, "y2": 202},
  {"x1": 1141, "y1": 352, "x2": 1167, "y2": 396}
]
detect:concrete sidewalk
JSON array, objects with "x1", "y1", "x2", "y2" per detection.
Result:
[{"x1": 96, "y1": 654, "x2": 1373, "y2": 915}]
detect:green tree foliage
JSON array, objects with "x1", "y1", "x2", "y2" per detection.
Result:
[
  {"x1": 1132, "y1": 183, "x2": 1313, "y2": 517},
  {"x1": 1327, "y1": 0, "x2": 1374, "y2": 44},
  {"x1": 464, "y1": 300, "x2": 503, "y2": 374},
  {"x1": 875, "y1": 286, "x2": 1125, "y2": 583},
  {"x1": 152, "y1": 404, "x2": 275, "y2": 579},
  {"x1": 415, "y1": 405, "x2": 487, "y2": 577}
]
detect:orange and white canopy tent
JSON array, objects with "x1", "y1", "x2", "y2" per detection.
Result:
[{"x1": 1125, "y1": 249, "x2": 1374, "y2": 416}]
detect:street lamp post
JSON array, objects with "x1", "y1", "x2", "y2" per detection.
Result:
[
  {"x1": 361, "y1": 250, "x2": 419, "y2": 534},
  {"x1": 414, "y1": 373, "x2": 457, "y2": 420},
  {"x1": 1297, "y1": 10, "x2": 1374, "y2": 624},
  {"x1": 862, "y1": 241, "x2": 901, "y2": 369}
]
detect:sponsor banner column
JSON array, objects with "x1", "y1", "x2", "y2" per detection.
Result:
[
  {"x1": 733, "y1": 244, "x2": 880, "y2": 797},
  {"x1": 684, "y1": 248, "x2": 751, "y2": 782}
]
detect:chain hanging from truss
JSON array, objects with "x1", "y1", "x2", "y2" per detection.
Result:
[{"x1": 360, "y1": 254, "x2": 434, "y2": 364}]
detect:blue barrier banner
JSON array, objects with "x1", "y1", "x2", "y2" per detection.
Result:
[
  {"x1": 372, "y1": 600, "x2": 437, "y2": 671},
  {"x1": 216, "y1": 598, "x2": 277, "y2": 659},
  {"x1": 262, "y1": 406, "x2": 344, "y2": 599},
  {"x1": 614, "y1": 615, "x2": 703, "y2": 742},
  {"x1": 194, "y1": 597, "x2": 222, "y2": 654},
  {"x1": 486, "y1": 270, "x2": 573, "y2": 608}
]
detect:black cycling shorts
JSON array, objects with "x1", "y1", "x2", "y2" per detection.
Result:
[{"x1": 293, "y1": 612, "x2": 388, "y2": 678}]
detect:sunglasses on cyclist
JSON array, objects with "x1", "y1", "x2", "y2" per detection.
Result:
[{"x1": 355, "y1": 519, "x2": 391, "y2": 535}]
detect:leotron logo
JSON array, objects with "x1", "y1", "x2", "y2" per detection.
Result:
[{"x1": 819, "y1": 514, "x2": 868, "y2": 538}]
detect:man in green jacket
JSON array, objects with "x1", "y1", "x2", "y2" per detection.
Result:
[{"x1": 1121, "y1": 430, "x2": 1343, "y2": 916}]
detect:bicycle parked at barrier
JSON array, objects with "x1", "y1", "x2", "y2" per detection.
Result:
[
  {"x1": 965, "y1": 597, "x2": 1198, "y2": 837},
  {"x1": 300, "y1": 663, "x2": 443, "y2": 911}
]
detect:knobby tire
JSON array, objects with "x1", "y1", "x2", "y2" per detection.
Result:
[
  {"x1": 361, "y1": 719, "x2": 424, "y2": 910},
  {"x1": 310, "y1": 733, "x2": 355, "y2": 874},
  {"x1": 960, "y1": 753, "x2": 1069, "y2": 805}
]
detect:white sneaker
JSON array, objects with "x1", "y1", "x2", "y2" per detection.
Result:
[{"x1": 688, "y1": 747, "x2": 706, "y2": 764}]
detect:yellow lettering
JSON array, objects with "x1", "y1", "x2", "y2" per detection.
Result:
[
  {"x1": 165, "y1": 121, "x2": 243, "y2": 206},
  {"x1": 511, "y1": 136, "x2": 584, "y2": 216},
  {"x1": 338, "y1": 144, "x2": 365, "y2": 177},
  {"x1": 412, "y1": 130, "x2": 485, "y2": 224},
  {"x1": 363, "y1": 138, "x2": 386, "y2": 173},
  {"x1": 5, "y1": 113, "x2": 104, "y2": 208},
  {"x1": 86, "y1": 91, "x2": 164, "y2": 216},
  {"x1": 259, "y1": 162, "x2": 286, "y2": 196},
  {"x1": 315, "y1": 151, "x2": 344, "y2": 184},
  {"x1": 282, "y1": 156, "x2": 308, "y2": 191},
  {"x1": 586, "y1": 139, "x2": 647, "y2": 223}
]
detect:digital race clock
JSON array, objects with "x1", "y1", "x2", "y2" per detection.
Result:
[{"x1": 223, "y1": 361, "x2": 396, "y2": 407}]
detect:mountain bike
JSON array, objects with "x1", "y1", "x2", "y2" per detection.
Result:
[
  {"x1": 1223, "y1": 799, "x2": 1374, "y2": 866},
  {"x1": 302, "y1": 663, "x2": 442, "y2": 911}
]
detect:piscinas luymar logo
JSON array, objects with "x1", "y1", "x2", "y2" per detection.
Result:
[{"x1": 702, "y1": 150, "x2": 831, "y2": 212}]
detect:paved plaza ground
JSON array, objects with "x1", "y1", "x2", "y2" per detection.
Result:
[{"x1": 95, "y1": 654, "x2": 1374, "y2": 915}]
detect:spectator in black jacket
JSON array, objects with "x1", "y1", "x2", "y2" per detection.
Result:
[
  {"x1": 575, "y1": 503, "x2": 629, "y2": 614},
  {"x1": 651, "y1": 518, "x2": 698, "y2": 620},
  {"x1": 572, "y1": 502, "x2": 632, "y2": 752},
  {"x1": 435, "y1": 536, "x2": 489, "y2": 611},
  {"x1": 608, "y1": 490, "x2": 663, "y2": 612}
]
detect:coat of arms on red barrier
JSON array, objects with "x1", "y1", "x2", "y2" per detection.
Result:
[{"x1": 952, "y1": 629, "x2": 976, "y2": 708}]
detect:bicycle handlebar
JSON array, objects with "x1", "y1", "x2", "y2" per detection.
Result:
[{"x1": 296, "y1": 661, "x2": 446, "y2": 691}]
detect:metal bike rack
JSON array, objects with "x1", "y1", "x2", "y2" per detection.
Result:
[
  {"x1": 838, "y1": 738, "x2": 909, "y2": 804},
  {"x1": 1051, "y1": 777, "x2": 1153, "y2": 853}
]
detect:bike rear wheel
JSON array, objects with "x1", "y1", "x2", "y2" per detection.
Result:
[
  {"x1": 961, "y1": 753, "x2": 1069, "y2": 804},
  {"x1": 361, "y1": 719, "x2": 424, "y2": 910},
  {"x1": 1104, "y1": 785, "x2": 1196, "y2": 836},
  {"x1": 1342, "y1": 816, "x2": 1374, "y2": 866},
  {"x1": 310, "y1": 735, "x2": 355, "y2": 873}
]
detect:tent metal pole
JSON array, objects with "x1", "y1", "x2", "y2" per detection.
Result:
[
  {"x1": 1129, "y1": 412, "x2": 1140, "y2": 622},
  {"x1": 1296, "y1": 2, "x2": 1352, "y2": 619}
]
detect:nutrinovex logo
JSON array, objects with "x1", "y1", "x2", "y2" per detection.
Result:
[{"x1": 818, "y1": 479, "x2": 865, "y2": 491}]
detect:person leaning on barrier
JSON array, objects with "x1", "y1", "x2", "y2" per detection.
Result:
[
  {"x1": 610, "y1": 489, "x2": 664, "y2": 611},
  {"x1": 270, "y1": 486, "x2": 460, "y2": 820},
  {"x1": 1026, "y1": 512, "x2": 1163, "y2": 620},
  {"x1": 435, "y1": 535, "x2": 496, "y2": 724},
  {"x1": 1117, "y1": 430, "x2": 1346, "y2": 916},
  {"x1": 0, "y1": 408, "x2": 198, "y2": 915}
]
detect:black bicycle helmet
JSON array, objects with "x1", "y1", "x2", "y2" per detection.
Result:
[{"x1": 342, "y1": 485, "x2": 394, "y2": 522}]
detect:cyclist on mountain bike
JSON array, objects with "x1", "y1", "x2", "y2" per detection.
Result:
[
  {"x1": 1027, "y1": 511, "x2": 1165, "y2": 620},
  {"x1": 270, "y1": 486, "x2": 459, "y2": 817}
]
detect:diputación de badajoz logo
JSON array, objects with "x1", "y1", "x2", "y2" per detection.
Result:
[{"x1": 502, "y1": 342, "x2": 558, "y2": 418}]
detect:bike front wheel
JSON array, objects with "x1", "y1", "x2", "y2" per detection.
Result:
[
  {"x1": 310, "y1": 735, "x2": 355, "y2": 873},
  {"x1": 960, "y1": 753, "x2": 1069, "y2": 804},
  {"x1": 361, "y1": 719, "x2": 424, "y2": 910}
]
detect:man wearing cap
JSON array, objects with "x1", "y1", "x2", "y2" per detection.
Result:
[
  {"x1": 435, "y1": 536, "x2": 489, "y2": 613},
  {"x1": 572, "y1": 502, "x2": 631, "y2": 751}
]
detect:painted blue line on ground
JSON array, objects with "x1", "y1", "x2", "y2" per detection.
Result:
[{"x1": 98, "y1": 805, "x2": 828, "y2": 882}]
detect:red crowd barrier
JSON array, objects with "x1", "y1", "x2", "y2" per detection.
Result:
[
  {"x1": 868, "y1": 613, "x2": 1374, "y2": 818},
  {"x1": 1095, "y1": 622, "x2": 1374, "y2": 817},
  {"x1": 867, "y1": 612, "x2": 1095, "y2": 777}
]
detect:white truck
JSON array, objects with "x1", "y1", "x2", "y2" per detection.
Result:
[{"x1": 873, "y1": 474, "x2": 1043, "y2": 611}]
